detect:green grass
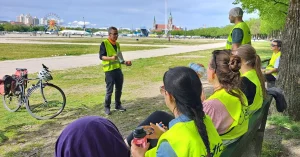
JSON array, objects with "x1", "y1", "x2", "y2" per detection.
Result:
[
  {"x1": 0, "y1": 41, "x2": 278, "y2": 156},
  {"x1": 268, "y1": 115, "x2": 300, "y2": 140},
  {"x1": 262, "y1": 141, "x2": 284, "y2": 157},
  {"x1": 28, "y1": 37, "x2": 224, "y2": 45},
  {"x1": 0, "y1": 43, "x2": 163, "y2": 61},
  {"x1": 260, "y1": 114, "x2": 300, "y2": 157}
]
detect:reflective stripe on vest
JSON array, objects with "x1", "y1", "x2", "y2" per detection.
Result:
[
  {"x1": 226, "y1": 22, "x2": 252, "y2": 49},
  {"x1": 207, "y1": 89, "x2": 249, "y2": 141},
  {"x1": 102, "y1": 39, "x2": 121, "y2": 72},
  {"x1": 242, "y1": 69, "x2": 263, "y2": 114},
  {"x1": 145, "y1": 116, "x2": 224, "y2": 157},
  {"x1": 266, "y1": 51, "x2": 281, "y2": 77}
]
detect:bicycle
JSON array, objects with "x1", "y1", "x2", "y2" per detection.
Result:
[{"x1": 2, "y1": 64, "x2": 66, "y2": 120}]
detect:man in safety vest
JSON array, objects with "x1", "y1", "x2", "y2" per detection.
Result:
[
  {"x1": 99, "y1": 26, "x2": 132, "y2": 115},
  {"x1": 263, "y1": 39, "x2": 282, "y2": 82},
  {"x1": 226, "y1": 7, "x2": 251, "y2": 51}
]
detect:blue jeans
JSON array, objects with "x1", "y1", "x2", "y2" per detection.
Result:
[{"x1": 104, "y1": 69, "x2": 123, "y2": 108}]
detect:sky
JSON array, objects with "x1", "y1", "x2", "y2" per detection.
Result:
[{"x1": 0, "y1": 0, "x2": 258, "y2": 29}]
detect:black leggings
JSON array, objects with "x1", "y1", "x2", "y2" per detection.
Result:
[
  {"x1": 126, "y1": 111, "x2": 174, "y2": 149},
  {"x1": 264, "y1": 74, "x2": 276, "y2": 82}
]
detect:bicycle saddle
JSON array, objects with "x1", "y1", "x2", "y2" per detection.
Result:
[{"x1": 16, "y1": 68, "x2": 27, "y2": 71}]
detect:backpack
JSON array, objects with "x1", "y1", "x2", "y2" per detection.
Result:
[{"x1": 2, "y1": 75, "x2": 14, "y2": 95}]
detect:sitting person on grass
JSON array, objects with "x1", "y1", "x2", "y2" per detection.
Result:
[
  {"x1": 130, "y1": 67, "x2": 223, "y2": 157},
  {"x1": 55, "y1": 116, "x2": 130, "y2": 157}
]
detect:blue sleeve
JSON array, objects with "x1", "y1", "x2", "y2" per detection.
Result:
[
  {"x1": 232, "y1": 28, "x2": 243, "y2": 44},
  {"x1": 156, "y1": 140, "x2": 177, "y2": 157}
]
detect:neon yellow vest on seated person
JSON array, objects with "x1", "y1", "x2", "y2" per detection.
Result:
[
  {"x1": 101, "y1": 39, "x2": 121, "y2": 72},
  {"x1": 145, "y1": 116, "x2": 224, "y2": 157},
  {"x1": 226, "y1": 22, "x2": 251, "y2": 49},
  {"x1": 242, "y1": 69, "x2": 263, "y2": 114},
  {"x1": 207, "y1": 89, "x2": 249, "y2": 141},
  {"x1": 266, "y1": 51, "x2": 281, "y2": 77}
]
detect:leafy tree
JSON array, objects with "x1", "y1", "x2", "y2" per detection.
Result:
[
  {"x1": 0, "y1": 25, "x2": 4, "y2": 31},
  {"x1": 234, "y1": 0, "x2": 288, "y2": 35}
]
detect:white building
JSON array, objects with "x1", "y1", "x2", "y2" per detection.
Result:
[
  {"x1": 24, "y1": 14, "x2": 33, "y2": 25},
  {"x1": 33, "y1": 17, "x2": 39, "y2": 26},
  {"x1": 40, "y1": 18, "x2": 45, "y2": 25},
  {"x1": 16, "y1": 14, "x2": 25, "y2": 23}
]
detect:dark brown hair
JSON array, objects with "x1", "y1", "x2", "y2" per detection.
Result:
[{"x1": 210, "y1": 50, "x2": 246, "y2": 106}]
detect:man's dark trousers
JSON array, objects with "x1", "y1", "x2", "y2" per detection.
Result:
[{"x1": 104, "y1": 69, "x2": 123, "y2": 109}]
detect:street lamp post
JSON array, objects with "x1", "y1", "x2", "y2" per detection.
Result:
[
  {"x1": 165, "y1": 0, "x2": 168, "y2": 36},
  {"x1": 83, "y1": 17, "x2": 86, "y2": 31}
]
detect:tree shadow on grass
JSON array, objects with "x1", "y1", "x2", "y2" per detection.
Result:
[{"x1": 2, "y1": 95, "x2": 167, "y2": 156}]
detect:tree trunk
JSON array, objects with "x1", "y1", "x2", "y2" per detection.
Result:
[{"x1": 277, "y1": 0, "x2": 300, "y2": 121}]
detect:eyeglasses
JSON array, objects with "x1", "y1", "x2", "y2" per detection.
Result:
[
  {"x1": 159, "y1": 86, "x2": 166, "y2": 95},
  {"x1": 110, "y1": 33, "x2": 118, "y2": 36},
  {"x1": 271, "y1": 44, "x2": 278, "y2": 47}
]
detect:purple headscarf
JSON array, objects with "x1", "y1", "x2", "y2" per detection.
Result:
[{"x1": 55, "y1": 116, "x2": 130, "y2": 157}]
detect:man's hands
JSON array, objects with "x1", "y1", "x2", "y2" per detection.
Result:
[
  {"x1": 107, "y1": 56, "x2": 132, "y2": 66},
  {"x1": 111, "y1": 55, "x2": 118, "y2": 60}
]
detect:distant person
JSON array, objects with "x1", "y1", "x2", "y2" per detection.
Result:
[
  {"x1": 130, "y1": 67, "x2": 223, "y2": 157},
  {"x1": 262, "y1": 39, "x2": 282, "y2": 83},
  {"x1": 99, "y1": 26, "x2": 132, "y2": 115},
  {"x1": 203, "y1": 50, "x2": 249, "y2": 146},
  {"x1": 226, "y1": 7, "x2": 251, "y2": 51},
  {"x1": 236, "y1": 44, "x2": 266, "y2": 114},
  {"x1": 55, "y1": 116, "x2": 130, "y2": 157}
]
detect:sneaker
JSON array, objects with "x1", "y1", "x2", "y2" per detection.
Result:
[
  {"x1": 105, "y1": 108, "x2": 111, "y2": 115},
  {"x1": 115, "y1": 105, "x2": 126, "y2": 112}
]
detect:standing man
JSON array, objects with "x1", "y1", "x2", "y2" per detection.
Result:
[
  {"x1": 226, "y1": 7, "x2": 252, "y2": 51},
  {"x1": 99, "y1": 26, "x2": 131, "y2": 115},
  {"x1": 263, "y1": 39, "x2": 282, "y2": 82}
]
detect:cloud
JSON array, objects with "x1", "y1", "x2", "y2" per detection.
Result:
[{"x1": 66, "y1": 20, "x2": 97, "y2": 27}]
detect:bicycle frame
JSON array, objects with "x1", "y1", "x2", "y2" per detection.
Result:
[{"x1": 14, "y1": 71, "x2": 49, "y2": 106}]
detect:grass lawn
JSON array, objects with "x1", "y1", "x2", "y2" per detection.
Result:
[
  {"x1": 27, "y1": 37, "x2": 225, "y2": 45},
  {"x1": 0, "y1": 43, "x2": 163, "y2": 61},
  {"x1": 0, "y1": 41, "x2": 297, "y2": 156}
]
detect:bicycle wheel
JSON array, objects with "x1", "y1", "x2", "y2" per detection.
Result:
[
  {"x1": 2, "y1": 85, "x2": 22, "y2": 112},
  {"x1": 25, "y1": 83, "x2": 66, "y2": 120}
]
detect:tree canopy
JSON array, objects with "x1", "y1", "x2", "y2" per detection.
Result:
[{"x1": 234, "y1": 0, "x2": 289, "y2": 34}]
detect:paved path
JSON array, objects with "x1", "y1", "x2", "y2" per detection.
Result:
[
  {"x1": 0, "y1": 42, "x2": 225, "y2": 76},
  {"x1": 0, "y1": 38, "x2": 173, "y2": 47}
]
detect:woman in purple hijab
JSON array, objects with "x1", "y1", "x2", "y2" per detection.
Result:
[{"x1": 55, "y1": 116, "x2": 130, "y2": 157}]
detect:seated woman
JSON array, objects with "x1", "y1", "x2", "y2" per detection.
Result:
[
  {"x1": 235, "y1": 44, "x2": 266, "y2": 114},
  {"x1": 131, "y1": 67, "x2": 223, "y2": 157},
  {"x1": 203, "y1": 50, "x2": 249, "y2": 146},
  {"x1": 263, "y1": 39, "x2": 282, "y2": 82},
  {"x1": 55, "y1": 116, "x2": 130, "y2": 157}
]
